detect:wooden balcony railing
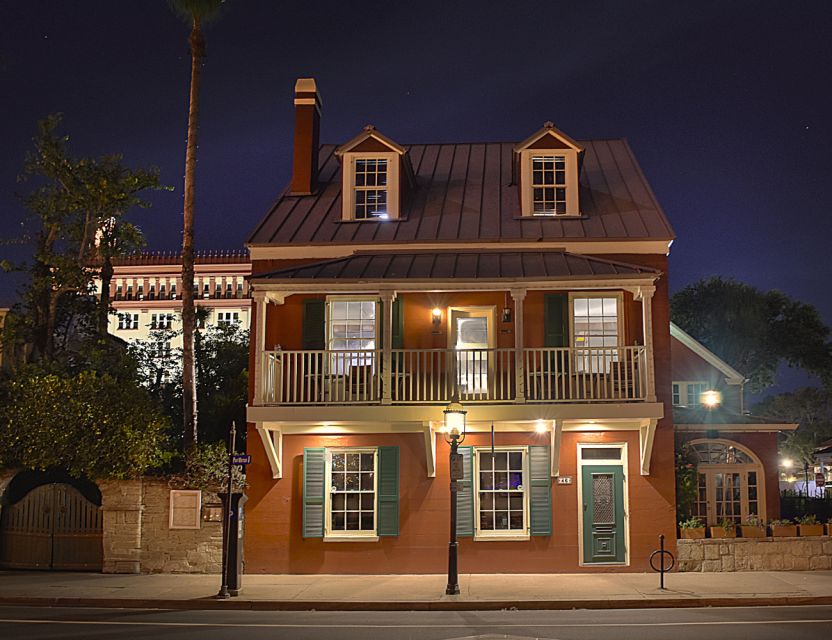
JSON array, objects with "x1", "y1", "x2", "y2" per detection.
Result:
[{"x1": 261, "y1": 345, "x2": 648, "y2": 406}]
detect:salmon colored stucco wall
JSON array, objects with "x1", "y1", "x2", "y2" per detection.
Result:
[
  {"x1": 670, "y1": 337, "x2": 742, "y2": 412},
  {"x1": 243, "y1": 428, "x2": 676, "y2": 574}
]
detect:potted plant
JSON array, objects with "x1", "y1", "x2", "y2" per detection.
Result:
[
  {"x1": 797, "y1": 514, "x2": 824, "y2": 537},
  {"x1": 770, "y1": 518, "x2": 798, "y2": 537},
  {"x1": 740, "y1": 515, "x2": 767, "y2": 538},
  {"x1": 679, "y1": 516, "x2": 706, "y2": 539},
  {"x1": 710, "y1": 518, "x2": 736, "y2": 539}
]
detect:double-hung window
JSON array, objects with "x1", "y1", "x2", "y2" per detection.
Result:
[
  {"x1": 217, "y1": 312, "x2": 240, "y2": 326},
  {"x1": 475, "y1": 448, "x2": 529, "y2": 539},
  {"x1": 327, "y1": 299, "x2": 377, "y2": 374},
  {"x1": 672, "y1": 381, "x2": 710, "y2": 407},
  {"x1": 325, "y1": 448, "x2": 377, "y2": 538},
  {"x1": 531, "y1": 155, "x2": 567, "y2": 215},
  {"x1": 353, "y1": 159, "x2": 388, "y2": 219},
  {"x1": 571, "y1": 295, "x2": 621, "y2": 373},
  {"x1": 118, "y1": 313, "x2": 139, "y2": 330}
]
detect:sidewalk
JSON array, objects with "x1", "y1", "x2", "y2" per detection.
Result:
[{"x1": 1, "y1": 571, "x2": 831, "y2": 611}]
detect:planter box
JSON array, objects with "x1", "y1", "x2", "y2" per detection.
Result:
[
  {"x1": 799, "y1": 524, "x2": 824, "y2": 537},
  {"x1": 771, "y1": 524, "x2": 798, "y2": 537},
  {"x1": 710, "y1": 526, "x2": 736, "y2": 539},
  {"x1": 680, "y1": 527, "x2": 706, "y2": 540},
  {"x1": 740, "y1": 525, "x2": 767, "y2": 538}
]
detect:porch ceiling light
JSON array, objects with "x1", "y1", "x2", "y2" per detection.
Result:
[
  {"x1": 535, "y1": 420, "x2": 548, "y2": 434},
  {"x1": 700, "y1": 389, "x2": 721, "y2": 409}
]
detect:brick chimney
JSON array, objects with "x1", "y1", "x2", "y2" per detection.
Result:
[{"x1": 289, "y1": 78, "x2": 321, "y2": 195}]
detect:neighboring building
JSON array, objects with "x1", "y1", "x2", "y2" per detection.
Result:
[
  {"x1": 670, "y1": 322, "x2": 797, "y2": 524},
  {"x1": 244, "y1": 78, "x2": 677, "y2": 574},
  {"x1": 102, "y1": 252, "x2": 251, "y2": 351}
]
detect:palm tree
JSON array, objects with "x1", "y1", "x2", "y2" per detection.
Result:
[{"x1": 168, "y1": 0, "x2": 225, "y2": 450}]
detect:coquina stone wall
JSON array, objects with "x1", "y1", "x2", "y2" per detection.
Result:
[
  {"x1": 677, "y1": 536, "x2": 832, "y2": 572},
  {"x1": 99, "y1": 478, "x2": 222, "y2": 574}
]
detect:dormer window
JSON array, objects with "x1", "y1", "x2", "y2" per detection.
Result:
[
  {"x1": 531, "y1": 155, "x2": 567, "y2": 215},
  {"x1": 354, "y1": 158, "x2": 389, "y2": 219},
  {"x1": 336, "y1": 125, "x2": 409, "y2": 222},
  {"x1": 515, "y1": 122, "x2": 583, "y2": 218}
]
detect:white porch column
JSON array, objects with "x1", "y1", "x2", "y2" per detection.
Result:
[
  {"x1": 510, "y1": 288, "x2": 527, "y2": 403},
  {"x1": 380, "y1": 290, "x2": 396, "y2": 405},
  {"x1": 252, "y1": 290, "x2": 286, "y2": 405},
  {"x1": 636, "y1": 286, "x2": 657, "y2": 403}
]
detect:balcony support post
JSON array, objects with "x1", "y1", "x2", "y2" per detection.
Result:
[
  {"x1": 380, "y1": 290, "x2": 396, "y2": 405},
  {"x1": 635, "y1": 286, "x2": 657, "y2": 402},
  {"x1": 253, "y1": 290, "x2": 287, "y2": 405},
  {"x1": 510, "y1": 289, "x2": 527, "y2": 403}
]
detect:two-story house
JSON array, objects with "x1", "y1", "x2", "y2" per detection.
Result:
[
  {"x1": 244, "y1": 78, "x2": 677, "y2": 573},
  {"x1": 670, "y1": 322, "x2": 797, "y2": 524}
]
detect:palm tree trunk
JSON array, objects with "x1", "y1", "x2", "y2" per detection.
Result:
[{"x1": 181, "y1": 18, "x2": 205, "y2": 451}]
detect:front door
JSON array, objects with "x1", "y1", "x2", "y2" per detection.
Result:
[
  {"x1": 581, "y1": 464, "x2": 626, "y2": 564},
  {"x1": 694, "y1": 468, "x2": 762, "y2": 525},
  {"x1": 449, "y1": 307, "x2": 494, "y2": 399}
]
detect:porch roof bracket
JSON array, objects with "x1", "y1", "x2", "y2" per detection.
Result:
[
  {"x1": 550, "y1": 419, "x2": 563, "y2": 477},
  {"x1": 256, "y1": 424, "x2": 283, "y2": 479},
  {"x1": 639, "y1": 419, "x2": 658, "y2": 476},
  {"x1": 424, "y1": 423, "x2": 436, "y2": 478}
]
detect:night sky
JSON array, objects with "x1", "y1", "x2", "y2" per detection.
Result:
[{"x1": 2, "y1": 1, "x2": 830, "y2": 390}]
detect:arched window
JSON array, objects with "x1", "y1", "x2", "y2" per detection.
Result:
[{"x1": 687, "y1": 438, "x2": 765, "y2": 525}]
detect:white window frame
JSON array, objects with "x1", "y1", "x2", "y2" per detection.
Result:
[
  {"x1": 473, "y1": 445, "x2": 530, "y2": 541},
  {"x1": 217, "y1": 311, "x2": 240, "y2": 326},
  {"x1": 326, "y1": 296, "x2": 379, "y2": 373},
  {"x1": 519, "y1": 149, "x2": 580, "y2": 217},
  {"x1": 324, "y1": 447, "x2": 379, "y2": 541},
  {"x1": 672, "y1": 380, "x2": 710, "y2": 407},
  {"x1": 341, "y1": 152, "x2": 400, "y2": 221},
  {"x1": 576, "y1": 442, "x2": 630, "y2": 567},
  {"x1": 568, "y1": 292, "x2": 624, "y2": 373}
]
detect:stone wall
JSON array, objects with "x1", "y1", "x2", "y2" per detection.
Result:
[
  {"x1": 677, "y1": 536, "x2": 832, "y2": 572},
  {"x1": 99, "y1": 478, "x2": 222, "y2": 574}
]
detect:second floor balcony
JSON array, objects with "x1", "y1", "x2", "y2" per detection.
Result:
[{"x1": 262, "y1": 345, "x2": 649, "y2": 405}]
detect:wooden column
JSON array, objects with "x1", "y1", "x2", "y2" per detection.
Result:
[
  {"x1": 380, "y1": 290, "x2": 395, "y2": 404},
  {"x1": 511, "y1": 288, "x2": 527, "y2": 403},
  {"x1": 637, "y1": 286, "x2": 657, "y2": 402}
]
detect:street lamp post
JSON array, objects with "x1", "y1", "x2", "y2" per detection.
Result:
[{"x1": 443, "y1": 397, "x2": 467, "y2": 596}]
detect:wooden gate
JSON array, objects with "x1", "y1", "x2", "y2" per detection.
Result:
[{"x1": 0, "y1": 483, "x2": 103, "y2": 571}]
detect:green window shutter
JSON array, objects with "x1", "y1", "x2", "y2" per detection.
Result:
[
  {"x1": 455, "y1": 446, "x2": 475, "y2": 537},
  {"x1": 528, "y1": 445, "x2": 552, "y2": 536},
  {"x1": 302, "y1": 299, "x2": 326, "y2": 350},
  {"x1": 391, "y1": 298, "x2": 404, "y2": 348},
  {"x1": 377, "y1": 446, "x2": 400, "y2": 536},
  {"x1": 544, "y1": 293, "x2": 569, "y2": 373},
  {"x1": 302, "y1": 447, "x2": 326, "y2": 538}
]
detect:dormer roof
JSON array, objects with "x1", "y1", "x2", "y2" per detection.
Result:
[
  {"x1": 335, "y1": 125, "x2": 407, "y2": 157},
  {"x1": 513, "y1": 121, "x2": 584, "y2": 154}
]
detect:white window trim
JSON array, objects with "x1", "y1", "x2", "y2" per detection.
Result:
[
  {"x1": 473, "y1": 445, "x2": 531, "y2": 541},
  {"x1": 576, "y1": 442, "x2": 630, "y2": 567},
  {"x1": 519, "y1": 149, "x2": 580, "y2": 217},
  {"x1": 324, "y1": 447, "x2": 379, "y2": 540},
  {"x1": 672, "y1": 380, "x2": 711, "y2": 407},
  {"x1": 341, "y1": 151, "x2": 400, "y2": 221},
  {"x1": 325, "y1": 295, "x2": 380, "y2": 352}
]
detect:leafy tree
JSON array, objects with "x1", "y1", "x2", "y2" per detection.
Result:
[
  {"x1": 671, "y1": 277, "x2": 832, "y2": 391},
  {"x1": 753, "y1": 387, "x2": 832, "y2": 466},
  {"x1": 168, "y1": 0, "x2": 226, "y2": 451},
  {"x1": 0, "y1": 368, "x2": 172, "y2": 479},
  {"x1": 2, "y1": 115, "x2": 165, "y2": 364}
]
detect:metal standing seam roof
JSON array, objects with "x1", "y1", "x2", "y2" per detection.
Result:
[
  {"x1": 247, "y1": 139, "x2": 676, "y2": 246},
  {"x1": 252, "y1": 250, "x2": 660, "y2": 282}
]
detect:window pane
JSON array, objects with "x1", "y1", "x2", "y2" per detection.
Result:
[{"x1": 581, "y1": 447, "x2": 622, "y2": 460}]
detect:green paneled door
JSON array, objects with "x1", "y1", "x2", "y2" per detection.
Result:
[{"x1": 581, "y1": 465, "x2": 625, "y2": 564}]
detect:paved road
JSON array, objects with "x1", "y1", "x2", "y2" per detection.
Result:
[{"x1": 1, "y1": 605, "x2": 831, "y2": 640}]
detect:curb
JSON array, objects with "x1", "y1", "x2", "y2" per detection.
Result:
[{"x1": 1, "y1": 595, "x2": 831, "y2": 611}]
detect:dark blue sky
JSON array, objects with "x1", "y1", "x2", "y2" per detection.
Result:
[{"x1": 2, "y1": 1, "x2": 831, "y2": 391}]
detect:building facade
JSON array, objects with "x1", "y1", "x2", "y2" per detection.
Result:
[
  {"x1": 244, "y1": 78, "x2": 678, "y2": 573},
  {"x1": 103, "y1": 252, "x2": 251, "y2": 351}
]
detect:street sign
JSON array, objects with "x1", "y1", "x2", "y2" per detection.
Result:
[
  {"x1": 231, "y1": 454, "x2": 251, "y2": 465},
  {"x1": 816, "y1": 472, "x2": 825, "y2": 488}
]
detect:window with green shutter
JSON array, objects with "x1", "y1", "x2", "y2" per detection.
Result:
[
  {"x1": 377, "y1": 446, "x2": 400, "y2": 536},
  {"x1": 544, "y1": 293, "x2": 569, "y2": 372},
  {"x1": 529, "y1": 445, "x2": 552, "y2": 536},
  {"x1": 455, "y1": 446, "x2": 475, "y2": 537},
  {"x1": 302, "y1": 447, "x2": 326, "y2": 538},
  {"x1": 302, "y1": 299, "x2": 326, "y2": 350}
]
